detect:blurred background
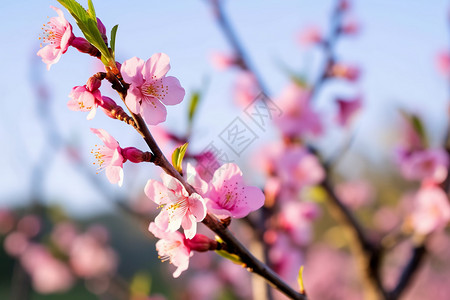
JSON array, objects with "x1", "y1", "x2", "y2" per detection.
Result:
[{"x1": 1, "y1": 0, "x2": 449, "y2": 299}]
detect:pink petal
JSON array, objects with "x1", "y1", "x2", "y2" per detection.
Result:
[
  {"x1": 37, "y1": 46, "x2": 62, "y2": 70},
  {"x1": 154, "y1": 210, "x2": 170, "y2": 231},
  {"x1": 182, "y1": 215, "x2": 197, "y2": 239},
  {"x1": 144, "y1": 180, "x2": 171, "y2": 205},
  {"x1": 186, "y1": 163, "x2": 209, "y2": 195},
  {"x1": 90, "y1": 128, "x2": 119, "y2": 149},
  {"x1": 86, "y1": 106, "x2": 97, "y2": 120},
  {"x1": 159, "y1": 76, "x2": 185, "y2": 105},
  {"x1": 188, "y1": 193, "x2": 207, "y2": 221},
  {"x1": 124, "y1": 86, "x2": 142, "y2": 114},
  {"x1": 233, "y1": 186, "x2": 265, "y2": 218},
  {"x1": 121, "y1": 57, "x2": 145, "y2": 87},
  {"x1": 140, "y1": 98, "x2": 167, "y2": 125},
  {"x1": 105, "y1": 165, "x2": 123, "y2": 186},
  {"x1": 143, "y1": 53, "x2": 171, "y2": 80}
]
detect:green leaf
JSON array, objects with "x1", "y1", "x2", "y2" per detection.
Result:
[
  {"x1": 87, "y1": 0, "x2": 96, "y2": 19},
  {"x1": 171, "y1": 143, "x2": 188, "y2": 174},
  {"x1": 399, "y1": 110, "x2": 428, "y2": 148},
  {"x1": 57, "y1": 0, "x2": 112, "y2": 64},
  {"x1": 188, "y1": 91, "x2": 200, "y2": 123},
  {"x1": 215, "y1": 249, "x2": 243, "y2": 265},
  {"x1": 297, "y1": 266, "x2": 305, "y2": 294},
  {"x1": 110, "y1": 24, "x2": 119, "y2": 58}
]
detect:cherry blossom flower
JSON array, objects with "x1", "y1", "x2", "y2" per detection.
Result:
[
  {"x1": 210, "y1": 51, "x2": 237, "y2": 70},
  {"x1": 436, "y1": 51, "x2": 450, "y2": 76},
  {"x1": 335, "y1": 97, "x2": 362, "y2": 127},
  {"x1": 145, "y1": 173, "x2": 206, "y2": 239},
  {"x1": 278, "y1": 202, "x2": 320, "y2": 246},
  {"x1": 90, "y1": 128, "x2": 125, "y2": 186},
  {"x1": 233, "y1": 71, "x2": 260, "y2": 108},
  {"x1": 298, "y1": 26, "x2": 322, "y2": 46},
  {"x1": 37, "y1": 6, "x2": 74, "y2": 70},
  {"x1": 274, "y1": 83, "x2": 322, "y2": 138},
  {"x1": 67, "y1": 77, "x2": 102, "y2": 120},
  {"x1": 205, "y1": 163, "x2": 265, "y2": 219},
  {"x1": 121, "y1": 54, "x2": 185, "y2": 125},
  {"x1": 398, "y1": 148, "x2": 449, "y2": 183},
  {"x1": 328, "y1": 63, "x2": 360, "y2": 82},
  {"x1": 411, "y1": 185, "x2": 450, "y2": 235},
  {"x1": 148, "y1": 222, "x2": 192, "y2": 278},
  {"x1": 335, "y1": 180, "x2": 374, "y2": 209}
]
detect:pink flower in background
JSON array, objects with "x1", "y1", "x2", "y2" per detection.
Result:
[
  {"x1": 436, "y1": 51, "x2": 450, "y2": 75},
  {"x1": 398, "y1": 148, "x2": 449, "y2": 183},
  {"x1": 21, "y1": 245, "x2": 74, "y2": 294},
  {"x1": 121, "y1": 54, "x2": 185, "y2": 125},
  {"x1": 205, "y1": 163, "x2": 265, "y2": 219},
  {"x1": 210, "y1": 51, "x2": 237, "y2": 70},
  {"x1": 37, "y1": 6, "x2": 74, "y2": 70},
  {"x1": 90, "y1": 128, "x2": 125, "y2": 186},
  {"x1": 4, "y1": 231, "x2": 29, "y2": 257},
  {"x1": 411, "y1": 185, "x2": 450, "y2": 235},
  {"x1": 148, "y1": 222, "x2": 192, "y2": 278},
  {"x1": 51, "y1": 222, "x2": 79, "y2": 253},
  {"x1": 298, "y1": 26, "x2": 322, "y2": 46},
  {"x1": 335, "y1": 180, "x2": 374, "y2": 209},
  {"x1": 278, "y1": 146, "x2": 325, "y2": 188},
  {"x1": 145, "y1": 173, "x2": 206, "y2": 239},
  {"x1": 193, "y1": 151, "x2": 221, "y2": 182},
  {"x1": 336, "y1": 97, "x2": 362, "y2": 127},
  {"x1": 278, "y1": 202, "x2": 320, "y2": 246},
  {"x1": 70, "y1": 233, "x2": 118, "y2": 278},
  {"x1": 274, "y1": 83, "x2": 322, "y2": 137},
  {"x1": 233, "y1": 72, "x2": 260, "y2": 108},
  {"x1": 0, "y1": 209, "x2": 15, "y2": 235}
]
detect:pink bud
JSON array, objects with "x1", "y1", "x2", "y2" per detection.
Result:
[
  {"x1": 338, "y1": 0, "x2": 350, "y2": 11},
  {"x1": 122, "y1": 147, "x2": 146, "y2": 163},
  {"x1": 184, "y1": 234, "x2": 217, "y2": 252},
  {"x1": 86, "y1": 76, "x2": 101, "y2": 92},
  {"x1": 96, "y1": 18, "x2": 108, "y2": 44},
  {"x1": 329, "y1": 63, "x2": 360, "y2": 82},
  {"x1": 72, "y1": 37, "x2": 100, "y2": 57},
  {"x1": 341, "y1": 21, "x2": 360, "y2": 35}
]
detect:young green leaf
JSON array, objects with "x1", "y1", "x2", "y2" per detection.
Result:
[
  {"x1": 297, "y1": 265, "x2": 305, "y2": 294},
  {"x1": 188, "y1": 91, "x2": 200, "y2": 123},
  {"x1": 172, "y1": 143, "x2": 189, "y2": 174},
  {"x1": 110, "y1": 24, "x2": 119, "y2": 58},
  {"x1": 87, "y1": 0, "x2": 96, "y2": 20}
]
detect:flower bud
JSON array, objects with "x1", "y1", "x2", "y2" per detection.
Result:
[
  {"x1": 86, "y1": 76, "x2": 101, "y2": 92},
  {"x1": 184, "y1": 234, "x2": 218, "y2": 252},
  {"x1": 328, "y1": 63, "x2": 360, "y2": 82},
  {"x1": 72, "y1": 37, "x2": 101, "y2": 58},
  {"x1": 122, "y1": 147, "x2": 149, "y2": 163}
]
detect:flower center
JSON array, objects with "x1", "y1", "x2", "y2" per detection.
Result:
[
  {"x1": 39, "y1": 20, "x2": 63, "y2": 47},
  {"x1": 141, "y1": 78, "x2": 169, "y2": 102},
  {"x1": 91, "y1": 145, "x2": 111, "y2": 173},
  {"x1": 159, "y1": 240, "x2": 182, "y2": 262}
]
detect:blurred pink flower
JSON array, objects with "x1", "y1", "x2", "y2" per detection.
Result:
[
  {"x1": 341, "y1": 20, "x2": 360, "y2": 35},
  {"x1": 4, "y1": 231, "x2": 29, "y2": 257},
  {"x1": 335, "y1": 97, "x2": 362, "y2": 127},
  {"x1": 210, "y1": 51, "x2": 237, "y2": 70},
  {"x1": 269, "y1": 233, "x2": 304, "y2": 286},
  {"x1": 90, "y1": 128, "x2": 125, "y2": 186},
  {"x1": 51, "y1": 222, "x2": 79, "y2": 253},
  {"x1": 148, "y1": 222, "x2": 192, "y2": 278},
  {"x1": 278, "y1": 146, "x2": 325, "y2": 189},
  {"x1": 233, "y1": 72, "x2": 260, "y2": 108},
  {"x1": 298, "y1": 26, "x2": 322, "y2": 46},
  {"x1": 70, "y1": 233, "x2": 118, "y2": 278},
  {"x1": 335, "y1": 180, "x2": 374, "y2": 209},
  {"x1": 278, "y1": 201, "x2": 320, "y2": 246},
  {"x1": 17, "y1": 214, "x2": 41, "y2": 238},
  {"x1": 411, "y1": 185, "x2": 450, "y2": 235},
  {"x1": 328, "y1": 63, "x2": 361, "y2": 82},
  {"x1": 0, "y1": 209, "x2": 15, "y2": 235},
  {"x1": 274, "y1": 83, "x2": 322, "y2": 138},
  {"x1": 398, "y1": 148, "x2": 449, "y2": 183},
  {"x1": 37, "y1": 6, "x2": 74, "y2": 70},
  {"x1": 205, "y1": 163, "x2": 265, "y2": 219},
  {"x1": 121, "y1": 54, "x2": 185, "y2": 125},
  {"x1": 21, "y1": 244, "x2": 74, "y2": 294},
  {"x1": 145, "y1": 173, "x2": 206, "y2": 239},
  {"x1": 436, "y1": 51, "x2": 450, "y2": 75},
  {"x1": 187, "y1": 272, "x2": 223, "y2": 300}
]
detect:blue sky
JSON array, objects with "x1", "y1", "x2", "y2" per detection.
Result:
[{"x1": 0, "y1": 0, "x2": 448, "y2": 216}]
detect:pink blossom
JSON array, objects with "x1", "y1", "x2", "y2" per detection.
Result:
[
  {"x1": 436, "y1": 51, "x2": 450, "y2": 75},
  {"x1": 51, "y1": 222, "x2": 79, "y2": 253},
  {"x1": 37, "y1": 6, "x2": 74, "y2": 70},
  {"x1": 0, "y1": 209, "x2": 15, "y2": 235},
  {"x1": 145, "y1": 173, "x2": 206, "y2": 239},
  {"x1": 341, "y1": 20, "x2": 360, "y2": 35},
  {"x1": 4, "y1": 231, "x2": 29, "y2": 257},
  {"x1": 148, "y1": 222, "x2": 192, "y2": 278},
  {"x1": 335, "y1": 180, "x2": 374, "y2": 209},
  {"x1": 274, "y1": 83, "x2": 322, "y2": 138},
  {"x1": 90, "y1": 128, "x2": 125, "y2": 186},
  {"x1": 121, "y1": 54, "x2": 185, "y2": 125},
  {"x1": 67, "y1": 77, "x2": 103, "y2": 119},
  {"x1": 205, "y1": 163, "x2": 265, "y2": 219},
  {"x1": 193, "y1": 151, "x2": 221, "y2": 182},
  {"x1": 21, "y1": 244, "x2": 74, "y2": 294},
  {"x1": 233, "y1": 72, "x2": 259, "y2": 108},
  {"x1": 278, "y1": 202, "x2": 320, "y2": 246},
  {"x1": 187, "y1": 272, "x2": 223, "y2": 300},
  {"x1": 278, "y1": 146, "x2": 325, "y2": 189},
  {"x1": 335, "y1": 97, "x2": 362, "y2": 127},
  {"x1": 398, "y1": 148, "x2": 449, "y2": 183},
  {"x1": 210, "y1": 51, "x2": 237, "y2": 70},
  {"x1": 298, "y1": 26, "x2": 322, "y2": 46},
  {"x1": 70, "y1": 233, "x2": 118, "y2": 278},
  {"x1": 17, "y1": 214, "x2": 41, "y2": 238},
  {"x1": 411, "y1": 185, "x2": 450, "y2": 235}
]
